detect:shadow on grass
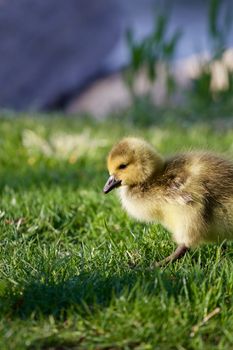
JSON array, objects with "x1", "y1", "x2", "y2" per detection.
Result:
[
  {"x1": 3, "y1": 245, "x2": 230, "y2": 321},
  {"x1": 0, "y1": 268, "x2": 188, "y2": 349},
  {"x1": 4, "y1": 267, "x2": 197, "y2": 320},
  {"x1": 3, "y1": 248, "x2": 230, "y2": 349}
]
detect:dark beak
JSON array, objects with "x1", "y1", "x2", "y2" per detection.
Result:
[{"x1": 103, "y1": 175, "x2": 121, "y2": 194}]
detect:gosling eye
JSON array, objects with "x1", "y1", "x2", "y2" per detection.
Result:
[{"x1": 118, "y1": 163, "x2": 128, "y2": 170}]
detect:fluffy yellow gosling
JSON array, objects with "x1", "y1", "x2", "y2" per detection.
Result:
[{"x1": 103, "y1": 137, "x2": 233, "y2": 266}]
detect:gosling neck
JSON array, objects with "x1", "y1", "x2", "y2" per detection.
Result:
[{"x1": 127, "y1": 161, "x2": 165, "y2": 192}]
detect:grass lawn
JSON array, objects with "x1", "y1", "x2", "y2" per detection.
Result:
[{"x1": 1, "y1": 110, "x2": 233, "y2": 349}]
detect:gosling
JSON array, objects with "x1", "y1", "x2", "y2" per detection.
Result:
[{"x1": 103, "y1": 137, "x2": 233, "y2": 266}]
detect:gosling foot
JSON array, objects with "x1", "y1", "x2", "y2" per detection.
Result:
[{"x1": 153, "y1": 244, "x2": 189, "y2": 268}]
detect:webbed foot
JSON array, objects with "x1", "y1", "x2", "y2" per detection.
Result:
[{"x1": 153, "y1": 244, "x2": 189, "y2": 267}]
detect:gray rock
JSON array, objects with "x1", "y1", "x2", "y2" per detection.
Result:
[
  {"x1": 0, "y1": 0, "x2": 122, "y2": 110},
  {"x1": 0, "y1": 0, "x2": 232, "y2": 112}
]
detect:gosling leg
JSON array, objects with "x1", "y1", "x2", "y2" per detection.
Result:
[{"x1": 154, "y1": 244, "x2": 189, "y2": 267}]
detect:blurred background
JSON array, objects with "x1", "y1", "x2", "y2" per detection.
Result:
[{"x1": 0, "y1": 0, "x2": 232, "y2": 121}]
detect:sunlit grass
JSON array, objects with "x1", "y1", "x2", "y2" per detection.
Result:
[{"x1": 0, "y1": 112, "x2": 233, "y2": 349}]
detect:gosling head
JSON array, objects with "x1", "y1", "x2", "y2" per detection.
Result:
[{"x1": 103, "y1": 137, "x2": 164, "y2": 193}]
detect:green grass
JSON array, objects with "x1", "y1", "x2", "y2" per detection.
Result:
[{"x1": 1, "y1": 111, "x2": 233, "y2": 349}]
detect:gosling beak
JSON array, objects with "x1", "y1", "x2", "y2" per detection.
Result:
[{"x1": 103, "y1": 175, "x2": 121, "y2": 194}]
